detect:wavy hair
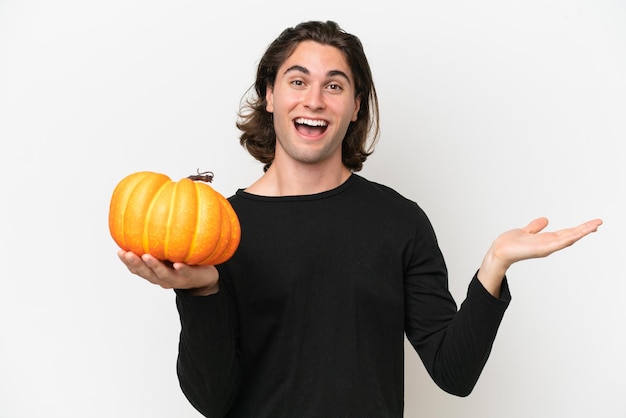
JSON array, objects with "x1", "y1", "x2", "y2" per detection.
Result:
[{"x1": 236, "y1": 20, "x2": 380, "y2": 172}]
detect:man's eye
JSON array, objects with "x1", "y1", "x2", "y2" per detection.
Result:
[{"x1": 328, "y1": 83, "x2": 343, "y2": 91}]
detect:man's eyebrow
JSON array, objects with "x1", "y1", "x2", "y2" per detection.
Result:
[
  {"x1": 284, "y1": 65, "x2": 309, "y2": 75},
  {"x1": 283, "y1": 65, "x2": 352, "y2": 84}
]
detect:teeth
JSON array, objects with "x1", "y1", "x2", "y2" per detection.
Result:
[{"x1": 295, "y1": 118, "x2": 327, "y2": 127}]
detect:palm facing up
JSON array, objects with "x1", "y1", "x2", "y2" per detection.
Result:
[{"x1": 478, "y1": 217, "x2": 603, "y2": 296}]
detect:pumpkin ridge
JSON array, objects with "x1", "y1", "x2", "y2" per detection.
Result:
[
  {"x1": 143, "y1": 179, "x2": 172, "y2": 258},
  {"x1": 206, "y1": 198, "x2": 241, "y2": 265},
  {"x1": 124, "y1": 172, "x2": 170, "y2": 255},
  {"x1": 198, "y1": 197, "x2": 234, "y2": 265},
  {"x1": 184, "y1": 182, "x2": 210, "y2": 264},
  {"x1": 186, "y1": 181, "x2": 222, "y2": 264},
  {"x1": 118, "y1": 174, "x2": 145, "y2": 249},
  {"x1": 184, "y1": 182, "x2": 200, "y2": 263},
  {"x1": 118, "y1": 175, "x2": 140, "y2": 250},
  {"x1": 207, "y1": 199, "x2": 231, "y2": 264},
  {"x1": 163, "y1": 180, "x2": 183, "y2": 261},
  {"x1": 110, "y1": 172, "x2": 149, "y2": 250}
]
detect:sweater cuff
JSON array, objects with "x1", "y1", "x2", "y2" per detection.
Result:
[
  {"x1": 469, "y1": 272, "x2": 511, "y2": 308},
  {"x1": 174, "y1": 287, "x2": 222, "y2": 307}
]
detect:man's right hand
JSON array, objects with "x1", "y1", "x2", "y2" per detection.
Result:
[{"x1": 118, "y1": 250, "x2": 220, "y2": 296}]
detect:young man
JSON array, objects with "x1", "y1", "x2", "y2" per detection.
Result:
[{"x1": 118, "y1": 21, "x2": 602, "y2": 418}]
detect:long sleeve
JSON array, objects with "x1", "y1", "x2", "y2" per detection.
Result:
[
  {"x1": 402, "y1": 201, "x2": 511, "y2": 397},
  {"x1": 408, "y1": 274, "x2": 510, "y2": 396},
  {"x1": 175, "y1": 276, "x2": 241, "y2": 418},
  {"x1": 403, "y1": 209, "x2": 511, "y2": 397}
]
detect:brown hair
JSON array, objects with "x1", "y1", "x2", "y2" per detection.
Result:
[{"x1": 236, "y1": 20, "x2": 380, "y2": 172}]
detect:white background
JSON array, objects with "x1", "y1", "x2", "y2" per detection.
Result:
[{"x1": 1, "y1": 1, "x2": 625, "y2": 417}]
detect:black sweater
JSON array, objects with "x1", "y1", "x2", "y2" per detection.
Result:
[{"x1": 175, "y1": 174, "x2": 510, "y2": 418}]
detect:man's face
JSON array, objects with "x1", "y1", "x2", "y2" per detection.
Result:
[{"x1": 266, "y1": 40, "x2": 361, "y2": 170}]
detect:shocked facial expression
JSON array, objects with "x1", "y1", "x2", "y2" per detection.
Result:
[{"x1": 266, "y1": 40, "x2": 361, "y2": 170}]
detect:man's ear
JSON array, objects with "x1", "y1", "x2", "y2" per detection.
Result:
[
  {"x1": 266, "y1": 84, "x2": 274, "y2": 113},
  {"x1": 351, "y1": 96, "x2": 361, "y2": 121}
]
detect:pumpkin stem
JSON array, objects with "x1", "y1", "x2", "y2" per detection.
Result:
[{"x1": 188, "y1": 169, "x2": 214, "y2": 183}]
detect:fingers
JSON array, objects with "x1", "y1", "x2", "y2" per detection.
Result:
[
  {"x1": 117, "y1": 250, "x2": 219, "y2": 291},
  {"x1": 118, "y1": 250, "x2": 173, "y2": 286},
  {"x1": 558, "y1": 218, "x2": 603, "y2": 247},
  {"x1": 522, "y1": 217, "x2": 549, "y2": 234},
  {"x1": 523, "y1": 217, "x2": 602, "y2": 238},
  {"x1": 527, "y1": 218, "x2": 603, "y2": 258},
  {"x1": 141, "y1": 253, "x2": 175, "y2": 278},
  {"x1": 494, "y1": 217, "x2": 603, "y2": 264},
  {"x1": 581, "y1": 218, "x2": 603, "y2": 234}
]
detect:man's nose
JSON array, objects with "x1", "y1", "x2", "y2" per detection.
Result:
[{"x1": 302, "y1": 87, "x2": 325, "y2": 110}]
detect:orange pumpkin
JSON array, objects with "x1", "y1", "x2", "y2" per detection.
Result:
[{"x1": 109, "y1": 170, "x2": 240, "y2": 266}]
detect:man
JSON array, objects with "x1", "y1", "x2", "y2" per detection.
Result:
[{"x1": 118, "y1": 21, "x2": 602, "y2": 418}]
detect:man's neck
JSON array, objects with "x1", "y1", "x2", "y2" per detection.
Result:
[{"x1": 245, "y1": 162, "x2": 351, "y2": 197}]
